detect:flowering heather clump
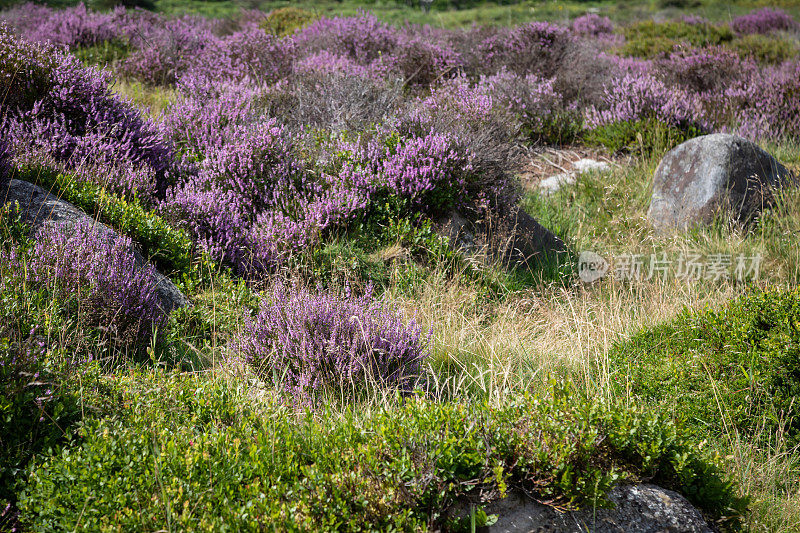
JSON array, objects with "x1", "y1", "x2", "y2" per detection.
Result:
[
  {"x1": 478, "y1": 70, "x2": 566, "y2": 141},
  {"x1": 119, "y1": 17, "x2": 216, "y2": 86},
  {"x1": 570, "y1": 14, "x2": 614, "y2": 37},
  {"x1": 586, "y1": 72, "x2": 707, "y2": 131},
  {"x1": 374, "y1": 32, "x2": 461, "y2": 87},
  {"x1": 293, "y1": 50, "x2": 373, "y2": 79},
  {"x1": 293, "y1": 12, "x2": 399, "y2": 65},
  {"x1": 161, "y1": 119, "x2": 310, "y2": 270},
  {"x1": 657, "y1": 46, "x2": 754, "y2": 93},
  {"x1": 234, "y1": 283, "x2": 428, "y2": 399},
  {"x1": 478, "y1": 21, "x2": 572, "y2": 76},
  {"x1": 21, "y1": 3, "x2": 131, "y2": 49},
  {"x1": 1, "y1": 30, "x2": 173, "y2": 200},
  {"x1": 161, "y1": 75, "x2": 263, "y2": 159},
  {"x1": 731, "y1": 8, "x2": 797, "y2": 35},
  {"x1": 4, "y1": 219, "x2": 166, "y2": 348},
  {"x1": 732, "y1": 61, "x2": 800, "y2": 140}
]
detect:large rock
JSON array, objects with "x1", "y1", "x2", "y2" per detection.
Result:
[
  {"x1": 648, "y1": 133, "x2": 795, "y2": 231},
  {"x1": 2, "y1": 179, "x2": 188, "y2": 313},
  {"x1": 453, "y1": 484, "x2": 713, "y2": 533},
  {"x1": 435, "y1": 207, "x2": 567, "y2": 270}
]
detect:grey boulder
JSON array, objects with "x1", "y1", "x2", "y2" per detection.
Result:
[
  {"x1": 2, "y1": 179, "x2": 188, "y2": 313},
  {"x1": 454, "y1": 484, "x2": 713, "y2": 533},
  {"x1": 648, "y1": 133, "x2": 795, "y2": 231},
  {"x1": 435, "y1": 207, "x2": 567, "y2": 270}
]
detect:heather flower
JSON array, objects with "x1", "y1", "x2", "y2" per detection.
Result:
[
  {"x1": 233, "y1": 283, "x2": 429, "y2": 399},
  {"x1": 656, "y1": 46, "x2": 755, "y2": 93},
  {"x1": 731, "y1": 8, "x2": 797, "y2": 36},
  {"x1": 477, "y1": 21, "x2": 572, "y2": 76},
  {"x1": 3, "y1": 219, "x2": 166, "y2": 348},
  {"x1": 293, "y1": 12, "x2": 399, "y2": 65},
  {"x1": 586, "y1": 72, "x2": 708, "y2": 131},
  {"x1": 2, "y1": 29, "x2": 173, "y2": 199},
  {"x1": 571, "y1": 14, "x2": 614, "y2": 37}
]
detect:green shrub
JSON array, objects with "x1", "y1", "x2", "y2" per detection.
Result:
[
  {"x1": 260, "y1": 6, "x2": 318, "y2": 37},
  {"x1": 0, "y1": 332, "x2": 83, "y2": 504},
  {"x1": 17, "y1": 373, "x2": 746, "y2": 530},
  {"x1": 583, "y1": 117, "x2": 703, "y2": 155},
  {"x1": 617, "y1": 21, "x2": 734, "y2": 58},
  {"x1": 727, "y1": 33, "x2": 799, "y2": 64},
  {"x1": 610, "y1": 288, "x2": 800, "y2": 444}
]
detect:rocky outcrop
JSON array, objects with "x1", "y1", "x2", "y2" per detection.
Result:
[
  {"x1": 648, "y1": 133, "x2": 795, "y2": 231},
  {"x1": 435, "y1": 207, "x2": 567, "y2": 271},
  {"x1": 452, "y1": 484, "x2": 713, "y2": 533},
  {"x1": 2, "y1": 179, "x2": 188, "y2": 313}
]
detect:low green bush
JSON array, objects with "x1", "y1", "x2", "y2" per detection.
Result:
[
  {"x1": 727, "y1": 33, "x2": 799, "y2": 64},
  {"x1": 260, "y1": 6, "x2": 318, "y2": 37},
  {"x1": 618, "y1": 21, "x2": 734, "y2": 58},
  {"x1": 584, "y1": 117, "x2": 703, "y2": 155},
  {"x1": 17, "y1": 372, "x2": 746, "y2": 531},
  {"x1": 610, "y1": 288, "x2": 800, "y2": 444}
]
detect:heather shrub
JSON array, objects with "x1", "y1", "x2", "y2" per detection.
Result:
[
  {"x1": 263, "y1": 70, "x2": 400, "y2": 132},
  {"x1": 161, "y1": 75, "x2": 263, "y2": 159},
  {"x1": 586, "y1": 72, "x2": 708, "y2": 133},
  {"x1": 734, "y1": 61, "x2": 800, "y2": 140},
  {"x1": 161, "y1": 119, "x2": 307, "y2": 271},
  {"x1": 260, "y1": 6, "x2": 317, "y2": 37},
  {"x1": 0, "y1": 26, "x2": 57, "y2": 111},
  {"x1": 234, "y1": 283, "x2": 429, "y2": 399},
  {"x1": 2, "y1": 31, "x2": 173, "y2": 197},
  {"x1": 5, "y1": 219, "x2": 167, "y2": 350},
  {"x1": 553, "y1": 42, "x2": 621, "y2": 108},
  {"x1": 374, "y1": 33, "x2": 461, "y2": 87},
  {"x1": 656, "y1": 46, "x2": 754, "y2": 93},
  {"x1": 570, "y1": 13, "x2": 614, "y2": 37},
  {"x1": 730, "y1": 7, "x2": 797, "y2": 36},
  {"x1": 293, "y1": 13, "x2": 399, "y2": 66},
  {"x1": 2, "y1": 2, "x2": 134, "y2": 49},
  {"x1": 477, "y1": 21, "x2": 572, "y2": 77},
  {"x1": 120, "y1": 17, "x2": 217, "y2": 86},
  {"x1": 190, "y1": 25, "x2": 296, "y2": 84},
  {"x1": 480, "y1": 70, "x2": 580, "y2": 145},
  {"x1": 610, "y1": 288, "x2": 800, "y2": 445},
  {"x1": 404, "y1": 77, "x2": 519, "y2": 211}
]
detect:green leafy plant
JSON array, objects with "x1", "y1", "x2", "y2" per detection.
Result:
[
  {"x1": 17, "y1": 374, "x2": 746, "y2": 531},
  {"x1": 610, "y1": 287, "x2": 800, "y2": 444}
]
